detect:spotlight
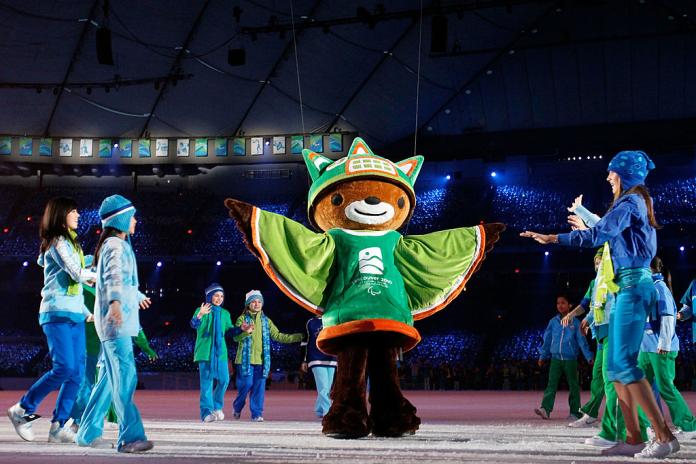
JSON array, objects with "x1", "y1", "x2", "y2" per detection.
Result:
[
  {"x1": 490, "y1": 171, "x2": 497, "y2": 177},
  {"x1": 445, "y1": 174, "x2": 451, "y2": 180},
  {"x1": 514, "y1": 268, "x2": 520, "y2": 274},
  {"x1": 216, "y1": 260, "x2": 222, "y2": 266},
  {"x1": 26, "y1": 216, "x2": 32, "y2": 222},
  {"x1": 187, "y1": 229, "x2": 192, "y2": 235},
  {"x1": 22, "y1": 261, "x2": 28, "y2": 267},
  {"x1": 113, "y1": 143, "x2": 119, "y2": 148},
  {"x1": 264, "y1": 139, "x2": 270, "y2": 146},
  {"x1": 544, "y1": 251, "x2": 549, "y2": 256},
  {"x1": 680, "y1": 246, "x2": 685, "y2": 252},
  {"x1": 2, "y1": 227, "x2": 8, "y2": 233},
  {"x1": 156, "y1": 261, "x2": 162, "y2": 268}
]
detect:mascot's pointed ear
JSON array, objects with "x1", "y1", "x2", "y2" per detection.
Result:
[
  {"x1": 396, "y1": 155, "x2": 424, "y2": 186},
  {"x1": 302, "y1": 149, "x2": 333, "y2": 182},
  {"x1": 347, "y1": 137, "x2": 374, "y2": 155}
]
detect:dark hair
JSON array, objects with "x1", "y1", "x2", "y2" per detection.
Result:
[
  {"x1": 39, "y1": 197, "x2": 81, "y2": 253},
  {"x1": 93, "y1": 227, "x2": 122, "y2": 266},
  {"x1": 611, "y1": 181, "x2": 661, "y2": 229},
  {"x1": 556, "y1": 292, "x2": 573, "y2": 306},
  {"x1": 650, "y1": 256, "x2": 673, "y2": 293}
]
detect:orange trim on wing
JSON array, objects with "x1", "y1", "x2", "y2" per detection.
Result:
[
  {"x1": 317, "y1": 318, "x2": 421, "y2": 352},
  {"x1": 250, "y1": 207, "x2": 323, "y2": 316},
  {"x1": 412, "y1": 224, "x2": 487, "y2": 321}
]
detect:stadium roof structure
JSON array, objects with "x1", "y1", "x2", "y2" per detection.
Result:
[{"x1": 2, "y1": 0, "x2": 696, "y2": 160}]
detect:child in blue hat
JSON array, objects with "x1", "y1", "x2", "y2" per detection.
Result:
[
  {"x1": 76, "y1": 195, "x2": 154, "y2": 453},
  {"x1": 191, "y1": 283, "x2": 246, "y2": 422}
]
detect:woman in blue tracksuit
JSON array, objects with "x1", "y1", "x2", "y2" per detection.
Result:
[
  {"x1": 521, "y1": 150, "x2": 679, "y2": 459},
  {"x1": 76, "y1": 195, "x2": 153, "y2": 453},
  {"x1": 535, "y1": 293, "x2": 593, "y2": 420},
  {"x1": 7, "y1": 197, "x2": 96, "y2": 443}
]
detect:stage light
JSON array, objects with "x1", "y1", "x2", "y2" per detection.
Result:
[
  {"x1": 156, "y1": 261, "x2": 162, "y2": 268},
  {"x1": 216, "y1": 260, "x2": 222, "y2": 266},
  {"x1": 22, "y1": 261, "x2": 28, "y2": 267},
  {"x1": 187, "y1": 229, "x2": 192, "y2": 235},
  {"x1": 544, "y1": 251, "x2": 549, "y2": 256},
  {"x1": 445, "y1": 174, "x2": 451, "y2": 180},
  {"x1": 2, "y1": 227, "x2": 8, "y2": 233},
  {"x1": 514, "y1": 268, "x2": 520, "y2": 274},
  {"x1": 680, "y1": 246, "x2": 685, "y2": 252},
  {"x1": 164, "y1": 321, "x2": 171, "y2": 327},
  {"x1": 26, "y1": 216, "x2": 31, "y2": 222},
  {"x1": 96, "y1": 229, "x2": 101, "y2": 235},
  {"x1": 490, "y1": 171, "x2": 497, "y2": 177}
]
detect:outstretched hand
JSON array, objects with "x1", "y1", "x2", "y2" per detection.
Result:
[
  {"x1": 520, "y1": 231, "x2": 557, "y2": 244},
  {"x1": 567, "y1": 194, "x2": 583, "y2": 213},
  {"x1": 561, "y1": 313, "x2": 575, "y2": 327}
]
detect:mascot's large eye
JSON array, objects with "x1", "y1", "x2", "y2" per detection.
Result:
[
  {"x1": 331, "y1": 193, "x2": 344, "y2": 206},
  {"x1": 397, "y1": 197, "x2": 405, "y2": 209}
]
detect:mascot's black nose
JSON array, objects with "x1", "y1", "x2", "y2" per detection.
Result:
[{"x1": 364, "y1": 196, "x2": 381, "y2": 205}]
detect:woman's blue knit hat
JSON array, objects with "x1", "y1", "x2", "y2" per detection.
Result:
[
  {"x1": 205, "y1": 283, "x2": 224, "y2": 303},
  {"x1": 99, "y1": 194, "x2": 136, "y2": 233},
  {"x1": 607, "y1": 150, "x2": 656, "y2": 190},
  {"x1": 245, "y1": 289, "x2": 263, "y2": 306}
]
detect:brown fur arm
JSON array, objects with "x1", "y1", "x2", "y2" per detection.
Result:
[
  {"x1": 471, "y1": 222, "x2": 506, "y2": 274},
  {"x1": 224, "y1": 198, "x2": 260, "y2": 259}
]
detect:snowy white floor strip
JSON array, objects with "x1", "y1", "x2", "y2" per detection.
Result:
[{"x1": 2, "y1": 419, "x2": 695, "y2": 463}]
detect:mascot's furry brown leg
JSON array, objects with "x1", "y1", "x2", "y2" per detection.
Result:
[
  {"x1": 367, "y1": 344, "x2": 420, "y2": 437},
  {"x1": 322, "y1": 345, "x2": 371, "y2": 438}
]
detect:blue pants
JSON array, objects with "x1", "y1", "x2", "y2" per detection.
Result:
[
  {"x1": 71, "y1": 352, "x2": 100, "y2": 425},
  {"x1": 233, "y1": 364, "x2": 265, "y2": 419},
  {"x1": 606, "y1": 269, "x2": 657, "y2": 384},
  {"x1": 21, "y1": 321, "x2": 85, "y2": 426},
  {"x1": 198, "y1": 359, "x2": 230, "y2": 420},
  {"x1": 76, "y1": 337, "x2": 146, "y2": 448},
  {"x1": 311, "y1": 366, "x2": 335, "y2": 417}
]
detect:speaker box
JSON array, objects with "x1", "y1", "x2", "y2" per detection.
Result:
[
  {"x1": 96, "y1": 27, "x2": 114, "y2": 65},
  {"x1": 228, "y1": 48, "x2": 246, "y2": 66},
  {"x1": 431, "y1": 15, "x2": 448, "y2": 53}
]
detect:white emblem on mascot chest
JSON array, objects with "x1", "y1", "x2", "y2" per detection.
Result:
[{"x1": 358, "y1": 247, "x2": 384, "y2": 275}]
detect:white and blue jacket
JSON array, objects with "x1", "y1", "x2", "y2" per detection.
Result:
[
  {"x1": 539, "y1": 315, "x2": 593, "y2": 362},
  {"x1": 94, "y1": 237, "x2": 146, "y2": 341},
  {"x1": 37, "y1": 236, "x2": 96, "y2": 325},
  {"x1": 641, "y1": 273, "x2": 679, "y2": 353}
]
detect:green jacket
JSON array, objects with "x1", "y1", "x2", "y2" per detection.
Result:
[
  {"x1": 192, "y1": 306, "x2": 233, "y2": 362},
  {"x1": 233, "y1": 310, "x2": 302, "y2": 365}
]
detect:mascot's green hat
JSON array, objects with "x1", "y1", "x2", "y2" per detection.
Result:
[{"x1": 302, "y1": 137, "x2": 424, "y2": 229}]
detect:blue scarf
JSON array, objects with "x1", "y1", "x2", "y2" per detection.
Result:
[
  {"x1": 203, "y1": 306, "x2": 225, "y2": 380},
  {"x1": 240, "y1": 311, "x2": 271, "y2": 378}
]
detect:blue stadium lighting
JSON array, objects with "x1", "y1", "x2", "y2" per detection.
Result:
[
  {"x1": 156, "y1": 261, "x2": 162, "y2": 268},
  {"x1": 680, "y1": 246, "x2": 685, "y2": 252},
  {"x1": 445, "y1": 174, "x2": 451, "y2": 180},
  {"x1": 544, "y1": 251, "x2": 549, "y2": 256},
  {"x1": 490, "y1": 171, "x2": 497, "y2": 178},
  {"x1": 22, "y1": 261, "x2": 28, "y2": 267},
  {"x1": 216, "y1": 260, "x2": 222, "y2": 266}
]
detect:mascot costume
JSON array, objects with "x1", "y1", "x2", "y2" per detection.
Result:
[{"x1": 225, "y1": 137, "x2": 505, "y2": 438}]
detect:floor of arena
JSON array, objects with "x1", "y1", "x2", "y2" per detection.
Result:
[{"x1": 1, "y1": 390, "x2": 695, "y2": 463}]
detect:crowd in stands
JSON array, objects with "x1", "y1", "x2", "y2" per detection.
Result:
[{"x1": 3, "y1": 326, "x2": 695, "y2": 391}]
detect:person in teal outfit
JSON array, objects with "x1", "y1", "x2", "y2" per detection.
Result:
[
  {"x1": 521, "y1": 150, "x2": 679, "y2": 459},
  {"x1": 677, "y1": 277, "x2": 696, "y2": 342},
  {"x1": 191, "y1": 283, "x2": 246, "y2": 422},
  {"x1": 76, "y1": 195, "x2": 154, "y2": 453}
]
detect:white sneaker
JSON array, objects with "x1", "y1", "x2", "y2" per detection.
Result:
[
  {"x1": 534, "y1": 408, "x2": 550, "y2": 419},
  {"x1": 584, "y1": 435, "x2": 618, "y2": 448},
  {"x1": 203, "y1": 413, "x2": 216, "y2": 423},
  {"x1": 634, "y1": 438, "x2": 680, "y2": 459},
  {"x1": 646, "y1": 426, "x2": 655, "y2": 441},
  {"x1": 674, "y1": 427, "x2": 696, "y2": 439},
  {"x1": 213, "y1": 410, "x2": 225, "y2": 421},
  {"x1": 88, "y1": 438, "x2": 115, "y2": 449},
  {"x1": 601, "y1": 442, "x2": 646, "y2": 456},
  {"x1": 251, "y1": 416, "x2": 264, "y2": 422},
  {"x1": 568, "y1": 413, "x2": 598, "y2": 428},
  {"x1": 48, "y1": 421, "x2": 77, "y2": 443},
  {"x1": 7, "y1": 403, "x2": 40, "y2": 441}
]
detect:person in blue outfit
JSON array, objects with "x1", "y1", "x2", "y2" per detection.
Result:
[
  {"x1": 535, "y1": 293, "x2": 593, "y2": 420},
  {"x1": 191, "y1": 283, "x2": 246, "y2": 422},
  {"x1": 639, "y1": 257, "x2": 696, "y2": 434},
  {"x1": 676, "y1": 277, "x2": 696, "y2": 342},
  {"x1": 75, "y1": 195, "x2": 154, "y2": 453},
  {"x1": 301, "y1": 316, "x2": 338, "y2": 418},
  {"x1": 521, "y1": 150, "x2": 679, "y2": 459},
  {"x1": 7, "y1": 197, "x2": 96, "y2": 443},
  {"x1": 232, "y1": 290, "x2": 303, "y2": 421}
]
